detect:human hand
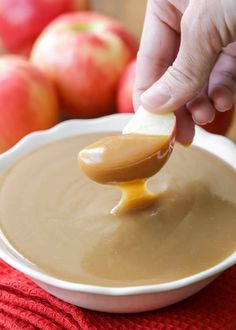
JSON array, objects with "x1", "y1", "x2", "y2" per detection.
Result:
[{"x1": 133, "y1": 0, "x2": 236, "y2": 144}]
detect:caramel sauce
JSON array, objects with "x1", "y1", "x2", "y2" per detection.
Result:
[
  {"x1": 111, "y1": 180, "x2": 159, "y2": 215},
  {"x1": 78, "y1": 133, "x2": 174, "y2": 213},
  {"x1": 0, "y1": 135, "x2": 236, "y2": 287}
]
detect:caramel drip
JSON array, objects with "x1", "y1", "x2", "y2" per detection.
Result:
[{"x1": 111, "y1": 180, "x2": 159, "y2": 215}]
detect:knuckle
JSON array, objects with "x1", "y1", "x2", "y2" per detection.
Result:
[
  {"x1": 151, "y1": 0, "x2": 181, "y2": 33},
  {"x1": 181, "y1": 1, "x2": 222, "y2": 53},
  {"x1": 214, "y1": 70, "x2": 236, "y2": 83},
  {"x1": 166, "y1": 64, "x2": 201, "y2": 92}
]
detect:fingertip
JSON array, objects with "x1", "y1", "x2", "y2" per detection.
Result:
[
  {"x1": 188, "y1": 97, "x2": 215, "y2": 125},
  {"x1": 191, "y1": 108, "x2": 215, "y2": 125},
  {"x1": 210, "y1": 86, "x2": 234, "y2": 112},
  {"x1": 175, "y1": 107, "x2": 195, "y2": 145}
]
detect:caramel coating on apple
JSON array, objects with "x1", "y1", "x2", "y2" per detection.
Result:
[{"x1": 78, "y1": 133, "x2": 174, "y2": 184}]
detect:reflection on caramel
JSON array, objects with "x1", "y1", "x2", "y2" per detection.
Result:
[
  {"x1": 78, "y1": 133, "x2": 175, "y2": 213},
  {"x1": 79, "y1": 134, "x2": 173, "y2": 184}
]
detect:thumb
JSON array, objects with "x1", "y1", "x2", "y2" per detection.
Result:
[{"x1": 141, "y1": 3, "x2": 222, "y2": 112}]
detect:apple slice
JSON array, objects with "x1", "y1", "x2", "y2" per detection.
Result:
[
  {"x1": 123, "y1": 105, "x2": 176, "y2": 136},
  {"x1": 78, "y1": 106, "x2": 176, "y2": 184},
  {"x1": 78, "y1": 106, "x2": 176, "y2": 214}
]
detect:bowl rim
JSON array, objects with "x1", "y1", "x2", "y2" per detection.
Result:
[{"x1": 0, "y1": 114, "x2": 235, "y2": 296}]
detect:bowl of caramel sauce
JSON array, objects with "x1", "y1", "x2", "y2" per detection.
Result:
[{"x1": 0, "y1": 115, "x2": 235, "y2": 313}]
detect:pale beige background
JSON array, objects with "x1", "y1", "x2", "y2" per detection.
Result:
[
  {"x1": 93, "y1": 0, "x2": 147, "y2": 39},
  {"x1": 93, "y1": 0, "x2": 236, "y2": 142}
]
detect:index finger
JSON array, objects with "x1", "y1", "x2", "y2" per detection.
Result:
[{"x1": 133, "y1": 0, "x2": 181, "y2": 110}]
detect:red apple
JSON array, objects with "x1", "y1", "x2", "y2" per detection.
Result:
[
  {"x1": 0, "y1": 56, "x2": 59, "y2": 153},
  {"x1": 30, "y1": 12, "x2": 138, "y2": 119},
  {"x1": 117, "y1": 59, "x2": 135, "y2": 113},
  {"x1": 202, "y1": 105, "x2": 235, "y2": 135},
  {"x1": 0, "y1": 0, "x2": 90, "y2": 57}
]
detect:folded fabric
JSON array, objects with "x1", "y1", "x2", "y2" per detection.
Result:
[{"x1": 0, "y1": 260, "x2": 235, "y2": 329}]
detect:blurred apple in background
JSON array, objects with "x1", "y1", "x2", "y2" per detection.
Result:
[
  {"x1": 31, "y1": 12, "x2": 138, "y2": 119},
  {"x1": 0, "y1": 0, "x2": 90, "y2": 57},
  {"x1": 202, "y1": 105, "x2": 235, "y2": 135},
  {"x1": 0, "y1": 56, "x2": 59, "y2": 153},
  {"x1": 117, "y1": 59, "x2": 235, "y2": 136},
  {"x1": 117, "y1": 59, "x2": 135, "y2": 113}
]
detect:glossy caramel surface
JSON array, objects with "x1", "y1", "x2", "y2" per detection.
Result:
[
  {"x1": 0, "y1": 133, "x2": 236, "y2": 287},
  {"x1": 78, "y1": 133, "x2": 174, "y2": 213},
  {"x1": 78, "y1": 134, "x2": 173, "y2": 184}
]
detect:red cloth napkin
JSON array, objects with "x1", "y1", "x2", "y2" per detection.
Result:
[{"x1": 0, "y1": 260, "x2": 235, "y2": 330}]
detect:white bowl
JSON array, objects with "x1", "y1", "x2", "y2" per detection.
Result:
[{"x1": 0, "y1": 115, "x2": 235, "y2": 313}]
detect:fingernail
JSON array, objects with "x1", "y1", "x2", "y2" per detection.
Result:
[
  {"x1": 192, "y1": 116, "x2": 210, "y2": 126},
  {"x1": 211, "y1": 87, "x2": 234, "y2": 112},
  {"x1": 193, "y1": 118, "x2": 213, "y2": 126},
  {"x1": 141, "y1": 84, "x2": 171, "y2": 111},
  {"x1": 207, "y1": 115, "x2": 215, "y2": 124},
  {"x1": 214, "y1": 99, "x2": 233, "y2": 112}
]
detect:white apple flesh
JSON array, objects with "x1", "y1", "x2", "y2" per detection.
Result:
[{"x1": 123, "y1": 105, "x2": 176, "y2": 137}]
